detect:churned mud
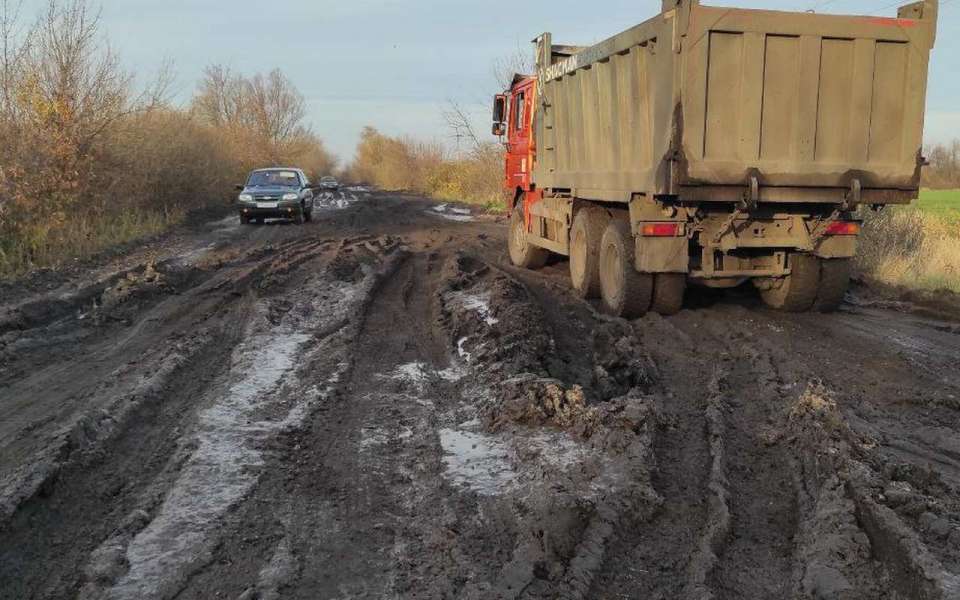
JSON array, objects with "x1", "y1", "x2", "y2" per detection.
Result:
[{"x1": 1, "y1": 192, "x2": 959, "y2": 599}]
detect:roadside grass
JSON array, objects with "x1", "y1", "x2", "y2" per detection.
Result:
[
  {"x1": 0, "y1": 208, "x2": 183, "y2": 279},
  {"x1": 858, "y1": 197, "x2": 960, "y2": 294},
  {"x1": 916, "y1": 189, "x2": 960, "y2": 222}
]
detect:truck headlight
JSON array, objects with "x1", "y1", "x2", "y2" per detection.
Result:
[
  {"x1": 282, "y1": 193, "x2": 299, "y2": 201},
  {"x1": 238, "y1": 194, "x2": 253, "y2": 202}
]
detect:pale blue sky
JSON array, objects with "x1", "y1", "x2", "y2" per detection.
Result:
[{"x1": 92, "y1": 0, "x2": 958, "y2": 162}]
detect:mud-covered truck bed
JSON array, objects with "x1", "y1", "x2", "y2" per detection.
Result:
[{"x1": 495, "y1": 0, "x2": 938, "y2": 317}]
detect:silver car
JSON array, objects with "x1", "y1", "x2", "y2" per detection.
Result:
[{"x1": 318, "y1": 176, "x2": 339, "y2": 192}]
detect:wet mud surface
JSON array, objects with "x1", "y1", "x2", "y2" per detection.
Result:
[{"x1": 1, "y1": 191, "x2": 959, "y2": 599}]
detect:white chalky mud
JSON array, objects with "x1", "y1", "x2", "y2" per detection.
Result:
[
  {"x1": 446, "y1": 291, "x2": 498, "y2": 326},
  {"x1": 457, "y1": 336, "x2": 472, "y2": 363},
  {"x1": 314, "y1": 191, "x2": 360, "y2": 210},
  {"x1": 428, "y1": 204, "x2": 475, "y2": 222},
  {"x1": 439, "y1": 428, "x2": 517, "y2": 496},
  {"x1": 383, "y1": 362, "x2": 465, "y2": 385},
  {"x1": 438, "y1": 422, "x2": 594, "y2": 498},
  {"x1": 104, "y1": 328, "x2": 308, "y2": 598},
  {"x1": 92, "y1": 279, "x2": 366, "y2": 599}
]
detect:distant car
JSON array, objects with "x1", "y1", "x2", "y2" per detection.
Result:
[
  {"x1": 236, "y1": 168, "x2": 314, "y2": 225},
  {"x1": 318, "y1": 176, "x2": 339, "y2": 192}
]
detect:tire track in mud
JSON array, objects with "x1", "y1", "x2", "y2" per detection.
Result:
[
  {"x1": 726, "y1": 308, "x2": 960, "y2": 599},
  {"x1": 585, "y1": 313, "x2": 709, "y2": 600},
  {"x1": 0, "y1": 234, "x2": 356, "y2": 599},
  {"x1": 166, "y1": 245, "x2": 466, "y2": 599},
  {"x1": 695, "y1": 315, "x2": 799, "y2": 599},
  {"x1": 432, "y1": 253, "x2": 663, "y2": 600},
  {"x1": 277, "y1": 250, "x2": 454, "y2": 598},
  {"x1": 82, "y1": 238, "x2": 402, "y2": 600},
  {"x1": 682, "y1": 365, "x2": 732, "y2": 600}
]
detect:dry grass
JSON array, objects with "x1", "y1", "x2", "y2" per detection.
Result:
[
  {"x1": 0, "y1": 209, "x2": 180, "y2": 275},
  {"x1": 789, "y1": 381, "x2": 843, "y2": 433},
  {"x1": 345, "y1": 127, "x2": 508, "y2": 212},
  {"x1": 857, "y1": 205, "x2": 960, "y2": 293}
]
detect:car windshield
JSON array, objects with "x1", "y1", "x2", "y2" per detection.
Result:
[{"x1": 247, "y1": 170, "x2": 300, "y2": 188}]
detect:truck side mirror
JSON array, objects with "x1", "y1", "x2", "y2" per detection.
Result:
[
  {"x1": 234, "y1": 184, "x2": 244, "y2": 191},
  {"x1": 492, "y1": 122, "x2": 506, "y2": 137},
  {"x1": 492, "y1": 94, "x2": 506, "y2": 124}
]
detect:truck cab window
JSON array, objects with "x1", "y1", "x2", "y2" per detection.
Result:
[{"x1": 513, "y1": 91, "x2": 525, "y2": 132}]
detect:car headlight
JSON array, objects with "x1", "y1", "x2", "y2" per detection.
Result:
[
  {"x1": 282, "y1": 193, "x2": 299, "y2": 201},
  {"x1": 238, "y1": 194, "x2": 253, "y2": 202}
]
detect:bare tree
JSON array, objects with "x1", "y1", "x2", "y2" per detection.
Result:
[
  {"x1": 443, "y1": 99, "x2": 483, "y2": 155},
  {"x1": 194, "y1": 66, "x2": 308, "y2": 148},
  {"x1": 492, "y1": 42, "x2": 534, "y2": 90},
  {"x1": 0, "y1": 0, "x2": 29, "y2": 122},
  {"x1": 247, "y1": 69, "x2": 307, "y2": 145}
]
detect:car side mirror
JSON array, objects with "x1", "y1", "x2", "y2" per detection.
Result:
[{"x1": 234, "y1": 184, "x2": 244, "y2": 191}]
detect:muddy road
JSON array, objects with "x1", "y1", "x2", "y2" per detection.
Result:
[{"x1": 1, "y1": 190, "x2": 959, "y2": 599}]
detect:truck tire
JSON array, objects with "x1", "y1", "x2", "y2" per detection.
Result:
[
  {"x1": 599, "y1": 219, "x2": 653, "y2": 318},
  {"x1": 240, "y1": 214, "x2": 250, "y2": 225},
  {"x1": 508, "y1": 207, "x2": 549, "y2": 269},
  {"x1": 651, "y1": 273, "x2": 686, "y2": 315},
  {"x1": 759, "y1": 253, "x2": 820, "y2": 312},
  {"x1": 569, "y1": 207, "x2": 609, "y2": 298},
  {"x1": 813, "y1": 258, "x2": 851, "y2": 312}
]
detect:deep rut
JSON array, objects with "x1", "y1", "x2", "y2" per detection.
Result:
[
  {"x1": 285, "y1": 250, "x2": 451, "y2": 597},
  {"x1": 0, "y1": 235, "x2": 341, "y2": 598}
]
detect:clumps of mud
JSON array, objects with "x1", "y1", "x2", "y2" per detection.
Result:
[
  {"x1": 436, "y1": 253, "x2": 552, "y2": 380},
  {"x1": 488, "y1": 375, "x2": 592, "y2": 434},
  {"x1": 780, "y1": 381, "x2": 960, "y2": 599},
  {"x1": 328, "y1": 236, "x2": 401, "y2": 283},
  {"x1": 328, "y1": 252, "x2": 364, "y2": 283},
  {"x1": 99, "y1": 263, "x2": 163, "y2": 308},
  {"x1": 591, "y1": 321, "x2": 656, "y2": 400},
  {"x1": 433, "y1": 251, "x2": 665, "y2": 598}
]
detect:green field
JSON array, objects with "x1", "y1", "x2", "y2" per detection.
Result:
[{"x1": 916, "y1": 189, "x2": 960, "y2": 222}]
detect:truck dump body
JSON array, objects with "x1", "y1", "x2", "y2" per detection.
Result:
[{"x1": 533, "y1": 0, "x2": 938, "y2": 205}]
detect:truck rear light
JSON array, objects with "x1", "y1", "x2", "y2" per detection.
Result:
[
  {"x1": 824, "y1": 221, "x2": 860, "y2": 236},
  {"x1": 641, "y1": 223, "x2": 682, "y2": 237}
]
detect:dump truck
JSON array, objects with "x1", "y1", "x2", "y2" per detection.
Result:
[{"x1": 493, "y1": 0, "x2": 938, "y2": 316}]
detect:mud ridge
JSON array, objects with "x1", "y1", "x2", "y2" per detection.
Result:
[
  {"x1": 682, "y1": 366, "x2": 731, "y2": 600},
  {"x1": 436, "y1": 253, "x2": 663, "y2": 599}
]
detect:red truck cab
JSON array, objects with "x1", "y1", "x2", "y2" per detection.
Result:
[{"x1": 493, "y1": 75, "x2": 537, "y2": 210}]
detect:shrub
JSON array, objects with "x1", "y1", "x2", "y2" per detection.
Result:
[
  {"x1": 345, "y1": 126, "x2": 508, "y2": 210},
  {"x1": 857, "y1": 207, "x2": 960, "y2": 293}
]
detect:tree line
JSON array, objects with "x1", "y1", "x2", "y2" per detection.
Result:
[
  {"x1": 925, "y1": 140, "x2": 960, "y2": 189},
  {"x1": 0, "y1": 0, "x2": 335, "y2": 277}
]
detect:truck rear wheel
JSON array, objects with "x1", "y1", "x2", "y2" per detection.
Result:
[
  {"x1": 508, "y1": 206, "x2": 549, "y2": 269},
  {"x1": 758, "y1": 253, "x2": 820, "y2": 312},
  {"x1": 651, "y1": 273, "x2": 686, "y2": 315},
  {"x1": 569, "y1": 207, "x2": 609, "y2": 298},
  {"x1": 599, "y1": 219, "x2": 653, "y2": 318},
  {"x1": 813, "y1": 258, "x2": 851, "y2": 312}
]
